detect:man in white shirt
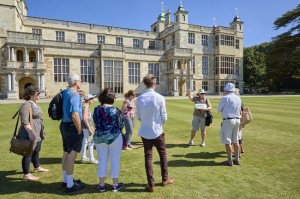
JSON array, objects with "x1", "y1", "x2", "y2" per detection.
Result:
[
  {"x1": 217, "y1": 83, "x2": 242, "y2": 166},
  {"x1": 136, "y1": 74, "x2": 175, "y2": 192}
]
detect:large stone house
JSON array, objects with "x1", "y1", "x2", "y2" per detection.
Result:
[{"x1": 0, "y1": 0, "x2": 243, "y2": 99}]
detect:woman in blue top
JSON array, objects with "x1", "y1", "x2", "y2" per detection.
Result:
[{"x1": 93, "y1": 88, "x2": 124, "y2": 192}]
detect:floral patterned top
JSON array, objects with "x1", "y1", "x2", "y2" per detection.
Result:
[
  {"x1": 93, "y1": 105, "x2": 124, "y2": 145},
  {"x1": 122, "y1": 98, "x2": 135, "y2": 119}
]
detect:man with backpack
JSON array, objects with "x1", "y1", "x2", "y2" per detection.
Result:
[{"x1": 60, "y1": 74, "x2": 84, "y2": 193}]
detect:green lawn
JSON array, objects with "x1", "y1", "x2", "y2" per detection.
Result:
[{"x1": 0, "y1": 96, "x2": 299, "y2": 199}]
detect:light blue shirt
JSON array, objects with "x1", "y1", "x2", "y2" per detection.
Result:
[
  {"x1": 217, "y1": 92, "x2": 242, "y2": 119},
  {"x1": 136, "y1": 89, "x2": 167, "y2": 139},
  {"x1": 62, "y1": 88, "x2": 82, "y2": 122}
]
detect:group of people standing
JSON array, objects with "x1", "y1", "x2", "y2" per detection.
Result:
[
  {"x1": 187, "y1": 83, "x2": 244, "y2": 166},
  {"x1": 16, "y1": 73, "x2": 242, "y2": 193},
  {"x1": 17, "y1": 73, "x2": 174, "y2": 193}
]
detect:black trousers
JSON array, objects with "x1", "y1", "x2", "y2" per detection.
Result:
[
  {"x1": 141, "y1": 133, "x2": 168, "y2": 187},
  {"x1": 22, "y1": 141, "x2": 42, "y2": 174}
]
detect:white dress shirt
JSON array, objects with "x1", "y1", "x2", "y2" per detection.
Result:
[
  {"x1": 217, "y1": 92, "x2": 242, "y2": 119},
  {"x1": 136, "y1": 89, "x2": 167, "y2": 139}
]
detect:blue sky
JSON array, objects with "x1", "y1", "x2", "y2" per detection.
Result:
[{"x1": 26, "y1": 0, "x2": 298, "y2": 47}]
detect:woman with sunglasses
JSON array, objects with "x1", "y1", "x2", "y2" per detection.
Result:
[
  {"x1": 187, "y1": 89, "x2": 212, "y2": 147},
  {"x1": 19, "y1": 86, "x2": 49, "y2": 181}
]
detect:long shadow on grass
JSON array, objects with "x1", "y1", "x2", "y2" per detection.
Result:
[
  {"x1": 153, "y1": 151, "x2": 226, "y2": 167},
  {"x1": 0, "y1": 170, "x2": 99, "y2": 195},
  {"x1": 166, "y1": 144, "x2": 189, "y2": 149},
  {"x1": 39, "y1": 157, "x2": 62, "y2": 164},
  {"x1": 173, "y1": 151, "x2": 226, "y2": 159}
]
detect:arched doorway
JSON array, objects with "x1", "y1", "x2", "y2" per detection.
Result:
[
  {"x1": 178, "y1": 79, "x2": 187, "y2": 96},
  {"x1": 19, "y1": 77, "x2": 35, "y2": 99}
]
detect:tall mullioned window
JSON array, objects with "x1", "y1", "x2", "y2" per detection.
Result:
[
  {"x1": 56, "y1": 31, "x2": 65, "y2": 42},
  {"x1": 235, "y1": 59, "x2": 240, "y2": 76},
  {"x1": 220, "y1": 57, "x2": 235, "y2": 74},
  {"x1": 202, "y1": 56, "x2": 209, "y2": 75},
  {"x1": 80, "y1": 60, "x2": 95, "y2": 83},
  {"x1": 133, "y1": 39, "x2": 140, "y2": 48},
  {"x1": 128, "y1": 62, "x2": 140, "y2": 84},
  {"x1": 149, "y1": 41, "x2": 156, "y2": 49},
  {"x1": 77, "y1": 33, "x2": 86, "y2": 43},
  {"x1": 148, "y1": 63, "x2": 159, "y2": 84},
  {"x1": 54, "y1": 58, "x2": 69, "y2": 82},
  {"x1": 202, "y1": 81, "x2": 208, "y2": 91},
  {"x1": 220, "y1": 35, "x2": 234, "y2": 46},
  {"x1": 202, "y1": 35, "x2": 208, "y2": 46},
  {"x1": 172, "y1": 34, "x2": 176, "y2": 46},
  {"x1": 215, "y1": 57, "x2": 219, "y2": 74},
  {"x1": 97, "y1": 35, "x2": 105, "y2": 44},
  {"x1": 32, "y1": 28, "x2": 42, "y2": 34},
  {"x1": 188, "y1": 33, "x2": 195, "y2": 44},
  {"x1": 104, "y1": 60, "x2": 123, "y2": 93},
  {"x1": 162, "y1": 40, "x2": 166, "y2": 50},
  {"x1": 215, "y1": 35, "x2": 219, "y2": 46},
  {"x1": 235, "y1": 39, "x2": 240, "y2": 49},
  {"x1": 116, "y1": 37, "x2": 123, "y2": 45}
]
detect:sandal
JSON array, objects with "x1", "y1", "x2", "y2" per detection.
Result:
[
  {"x1": 34, "y1": 167, "x2": 49, "y2": 172},
  {"x1": 23, "y1": 174, "x2": 39, "y2": 181}
]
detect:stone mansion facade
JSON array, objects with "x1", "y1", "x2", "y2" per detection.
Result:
[{"x1": 0, "y1": 0, "x2": 244, "y2": 99}]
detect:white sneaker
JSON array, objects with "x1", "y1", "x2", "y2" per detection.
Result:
[
  {"x1": 124, "y1": 146, "x2": 132, "y2": 150},
  {"x1": 188, "y1": 140, "x2": 194, "y2": 146},
  {"x1": 200, "y1": 141, "x2": 206, "y2": 147},
  {"x1": 90, "y1": 159, "x2": 98, "y2": 164},
  {"x1": 81, "y1": 157, "x2": 89, "y2": 163}
]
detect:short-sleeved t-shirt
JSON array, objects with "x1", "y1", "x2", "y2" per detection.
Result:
[
  {"x1": 192, "y1": 96, "x2": 211, "y2": 118},
  {"x1": 62, "y1": 88, "x2": 82, "y2": 122}
]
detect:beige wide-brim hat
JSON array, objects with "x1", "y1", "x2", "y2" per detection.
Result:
[{"x1": 197, "y1": 89, "x2": 206, "y2": 94}]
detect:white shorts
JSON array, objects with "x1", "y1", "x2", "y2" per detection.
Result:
[
  {"x1": 192, "y1": 115, "x2": 206, "y2": 131},
  {"x1": 220, "y1": 119, "x2": 240, "y2": 144}
]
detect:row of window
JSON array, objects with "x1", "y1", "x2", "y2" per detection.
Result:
[
  {"x1": 188, "y1": 33, "x2": 240, "y2": 49},
  {"x1": 215, "y1": 57, "x2": 240, "y2": 75},
  {"x1": 53, "y1": 58, "x2": 160, "y2": 86},
  {"x1": 33, "y1": 28, "x2": 155, "y2": 49},
  {"x1": 192, "y1": 80, "x2": 239, "y2": 93},
  {"x1": 33, "y1": 28, "x2": 240, "y2": 50},
  {"x1": 188, "y1": 33, "x2": 209, "y2": 46}
]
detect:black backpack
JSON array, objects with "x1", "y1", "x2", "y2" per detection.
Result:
[{"x1": 48, "y1": 90, "x2": 64, "y2": 120}]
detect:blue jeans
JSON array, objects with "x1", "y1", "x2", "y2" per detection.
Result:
[{"x1": 124, "y1": 117, "x2": 135, "y2": 146}]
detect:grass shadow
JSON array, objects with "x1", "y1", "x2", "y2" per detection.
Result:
[
  {"x1": 0, "y1": 170, "x2": 100, "y2": 195},
  {"x1": 154, "y1": 159, "x2": 221, "y2": 167},
  {"x1": 166, "y1": 144, "x2": 190, "y2": 149},
  {"x1": 39, "y1": 157, "x2": 62, "y2": 165},
  {"x1": 173, "y1": 151, "x2": 226, "y2": 159}
]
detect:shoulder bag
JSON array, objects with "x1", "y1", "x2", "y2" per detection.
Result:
[{"x1": 9, "y1": 104, "x2": 34, "y2": 156}]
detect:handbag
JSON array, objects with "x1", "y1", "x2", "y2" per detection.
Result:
[
  {"x1": 99, "y1": 106, "x2": 126, "y2": 148},
  {"x1": 205, "y1": 111, "x2": 213, "y2": 126},
  {"x1": 9, "y1": 104, "x2": 34, "y2": 156}
]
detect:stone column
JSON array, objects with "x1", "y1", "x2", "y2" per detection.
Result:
[
  {"x1": 11, "y1": 47, "x2": 15, "y2": 61},
  {"x1": 24, "y1": 47, "x2": 28, "y2": 62},
  {"x1": 7, "y1": 74, "x2": 11, "y2": 91},
  {"x1": 37, "y1": 49, "x2": 40, "y2": 62},
  {"x1": 37, "y1": 73, "x2": 41, "y2": 89},
  {"x1": 41, "y1": 49, "x2": 44, "y2": 62},
  {"x1": 189, "y1": 78, "x2": 193, "y2": 91},
  {"x1": 7, "y1": 46, "x2": 11, "y2": 61},
  {"x1": 174, "y1": 59, "x2": 177, "y2": 69},
  {"x1": 11, "y1": 73, "x2": 15, "y2": 91},
  {"x1": 41, "y1": 74, "x2": 45, "y2": 90}
]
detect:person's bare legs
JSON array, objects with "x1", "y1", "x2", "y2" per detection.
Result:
[{"x1": 189, "y1": 130, "x2": 196, "y2": 145}]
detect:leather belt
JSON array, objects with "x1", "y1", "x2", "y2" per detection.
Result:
[{"x1": 223, "y1": 117, "x2": 240, "y2": 120}]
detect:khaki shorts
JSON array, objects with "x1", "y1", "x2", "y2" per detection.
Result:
[
  {"x1": 220, "y1": 119, "x2": 240, "y2": 144},
  {"x1": 192, "y1": 115, "x2": 206, "y2": 131}
]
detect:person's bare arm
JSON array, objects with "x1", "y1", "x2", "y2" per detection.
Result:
[{"x1": 72, "y1": 112, "x2": 82, "y2": 134}]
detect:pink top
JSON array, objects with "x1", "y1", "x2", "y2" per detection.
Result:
[{"x1": 123, "y1": 98, "x2": 135, "y2": 118}]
